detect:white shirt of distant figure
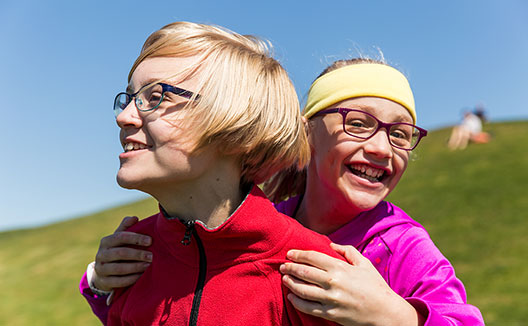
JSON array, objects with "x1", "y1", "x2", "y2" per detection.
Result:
[{"x1": 461, "y1": 112, "x2": 482, "y2": 135}]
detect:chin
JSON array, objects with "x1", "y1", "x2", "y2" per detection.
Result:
[
  {"x1": 116, "y1": 171, "x2": 143, "y2": 190},
  {"x1": 116, "y1": 178, "x2": 136, "y2": 190},
  {"x1": 348, "y1": 191, "x2": 386, "y2": 212}
]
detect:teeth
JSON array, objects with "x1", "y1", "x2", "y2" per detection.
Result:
[
  {"x1": 124, "y1": 142, "x2": 147, "y2": 152},
  {"x1": 363, "y1": 174, "x2": 379, "y2": 182},
  {"x1": 349, "y1": 164, "x2": 385, "y2": 182}
]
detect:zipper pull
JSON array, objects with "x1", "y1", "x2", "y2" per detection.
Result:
[{"x1": 181, "y1": 220, "x2": 195, "y2": 246}]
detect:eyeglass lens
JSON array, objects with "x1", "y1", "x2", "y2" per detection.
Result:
[
  {"x1": 344, "y1": 110, "x2": 419, "y2": 149},
  {"x1": 113, "y1": 83, "x2": 165, "y2": 117},
  {"x1": 135, "y1": 84, "x2": 163, "y2": 111}
]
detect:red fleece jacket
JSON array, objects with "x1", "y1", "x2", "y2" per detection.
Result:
[{"x1": 107, "y1": 186, "x2": 342, "y2": 326}]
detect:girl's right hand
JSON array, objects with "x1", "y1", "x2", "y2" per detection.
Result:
[
  {"x1": 280, "y1": 243, "x2": 424, "y2": 326},
  {"x1": 92, "y1": 216, "x2": 153, "y2": 291}
]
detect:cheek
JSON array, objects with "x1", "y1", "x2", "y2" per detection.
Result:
[
  {"x1": 312, "y1": 139, "x2": 334, "y2": 167},
  {"x1": 322, "y1": 140, "x2": 357, "y2": 166},
  {"x1": 390, "y1": 152, "x2": 409, "y2": 184},
  {"x1": 311, "y1": 127, "x2": 347, "y2": 160},
  {"x1": 161, "y1": 115, "x2": 198, "y2": 151},
  {"x1": 312, "y1": 142, "x2": 350, "y2": 183},
  {"x1": 396, "y1": 151, "x2": 409, "y2": 171},
  {"x1": 147, "y1": 119, "x2": 188, "y2": 147}
]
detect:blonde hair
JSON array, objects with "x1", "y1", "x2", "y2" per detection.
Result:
[
  {"x1": 130, "y1": 22, "x2": 309, "y2": 184},
  {"x1": 265, "y1": 58, "x2": 389, "y2": 202}
]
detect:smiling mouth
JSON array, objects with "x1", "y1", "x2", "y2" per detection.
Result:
[
  {"x1": 347, "y1": 163, "x2": 386, "y2": 182},
  {"x1": 123, "y1": 142, "x2": 149, "y2": 152}
]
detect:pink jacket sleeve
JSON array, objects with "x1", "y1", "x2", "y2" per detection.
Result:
[
  {"x1": 387, "y1": 226, "x2": 485, "y2": 325},
  {"x1": 79, "y1": 272, "x2": 110, "y2": 325}
]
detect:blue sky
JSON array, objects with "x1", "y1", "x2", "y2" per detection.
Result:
[{"x1": 1, "y1": 0, "x2": 527, "y2": 231}]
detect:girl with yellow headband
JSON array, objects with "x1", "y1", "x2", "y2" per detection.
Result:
[
  {"x1": 272, "y1": 58, "x2": 483, "y2": 325},
  {"x1": 80, "y1": 58, "x2": 484, "y2": 325}
]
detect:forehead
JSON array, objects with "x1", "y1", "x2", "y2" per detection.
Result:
[
  {"x1": 128, "y1": 56, "x2": 203, "y2": 93},
  {"x1": 330, "y1": 96, "x2": 413, "y2": 123}
]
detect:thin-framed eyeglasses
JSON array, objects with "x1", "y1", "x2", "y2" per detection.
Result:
[
  {"x1": 312, "y1": 108, "x2": 428, "y2": 151},
  {"x1": 113, "y1": 82, "x2": 200, "y2": 118}
]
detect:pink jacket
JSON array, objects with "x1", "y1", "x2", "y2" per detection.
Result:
[{"x1": 277, "y1": 198, "x2": 484, "y2": 325}]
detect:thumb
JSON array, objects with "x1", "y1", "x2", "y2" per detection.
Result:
[
  {"x1": 330, "y1": 243, "x2": 364, "y2": 266},
  {"x1": 114, "y1": 216, "x2": 139, "y2": 233}
]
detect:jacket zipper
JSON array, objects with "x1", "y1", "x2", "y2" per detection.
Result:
[{"x1": 181, "y1": 221, "x2": 207, "y2": 326}]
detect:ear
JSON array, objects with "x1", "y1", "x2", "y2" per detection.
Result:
[{"x1": 302, "y1": 116, "x2": 310, "y2": 139}]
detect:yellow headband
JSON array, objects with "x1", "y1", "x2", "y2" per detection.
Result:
[{"x1": 303, "y1": 63, "x2": 416, "y2": 123}]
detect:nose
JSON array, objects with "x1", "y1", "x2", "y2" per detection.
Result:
[
  {"x1": 116, "y1": 100, "x2": 142, "y2": 129},
  {"x1": 363, "y1": 128, "x2": 393, "y2": 159}
]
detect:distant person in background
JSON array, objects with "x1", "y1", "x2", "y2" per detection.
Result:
[
  {"x1": 81, "y1": 58, "x2": 485, "y2": 325},
  {"x1": 448, "y1": 106, "x2": 490, "y2": 150}
]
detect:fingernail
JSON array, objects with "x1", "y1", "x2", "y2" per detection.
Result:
[
  {"x1": 142, "y1": 237, "x2": 152, "y2": 246},
  {"x1": 145, "y1": 253, "x2": 153, "y2": 261},
  {"x1": 279, "y1": 264, "x2": 285, "y2": 272}
]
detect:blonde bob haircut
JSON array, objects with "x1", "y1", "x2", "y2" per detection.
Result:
[{"x1": 129, "y1": 22, "x2": 309, "y2": 185}]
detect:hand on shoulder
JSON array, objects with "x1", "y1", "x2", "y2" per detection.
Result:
[
  {"x1": 92, "y1": 216, "x2": 153, "y2": 291},
  {"x1": 280, "y1": 243, "x2": 425, "y2": 326}
]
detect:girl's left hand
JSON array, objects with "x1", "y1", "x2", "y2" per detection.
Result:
[{"x1": 280, "y1": 243, "x2": 424, "y2": 326}]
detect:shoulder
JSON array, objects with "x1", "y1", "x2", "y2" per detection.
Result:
[
  {"x1": 349, "y1": 201, "x2": 426, "y2": 251},
  {"x1": 377, "y1": 211, "x2": 447, "y2": 270},
  {"x1": 274, "y1": 196, "x2": 300, "y2": 217},
  {"x1": 382, "y1": 221, "x2": 442, "y2": 262},
  {"x1": 371, "y1": 202, "x2": 429, "y2": 252},
  {"x1": 382, "y1": 220, "x2": 464, "y2": 299},
  {"x1": 281, "y1": 215, "x2": 342, "y2": 259},
  {"x1": 125, "y1": 213, "x2": 160, "y2": 235}
]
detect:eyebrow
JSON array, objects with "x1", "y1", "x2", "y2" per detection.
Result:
[
  {"x1": 126, "y1": 78, "x2": 163, "y2": 94},
  {"x1": 390, "y1": 110, "x2": 414, "y2": 123},
  {"x1": 344, "y1": 104, "x2": 413, "y2": 123}
]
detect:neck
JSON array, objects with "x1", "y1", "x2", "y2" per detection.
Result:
[
  {"x1": 151, "y1": 157, "x2": 245, "y2": 229},
  {"x1": 295, "y1": 169, "x2": 361, "y2": 236}
]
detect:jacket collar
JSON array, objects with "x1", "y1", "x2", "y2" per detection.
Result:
[{"x1": 154, "y1": 185, "x2": 291, "y2": 268}]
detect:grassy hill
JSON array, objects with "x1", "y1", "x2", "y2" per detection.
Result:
[
  {"x1": 1, "y1": 120, "x2": 526, "y2": 325},
  {"x1": 386, "y1": 120, "x2": 528, "y2": 325}
]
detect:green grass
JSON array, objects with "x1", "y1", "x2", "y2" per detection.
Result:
[
  {"x1": 0, "y1": 198, "x2": 159, "y2": 326},
  {"x1": 1, "y1": 120, "x2": 526, "y2": 325},
  {"x1": 386, "y1": 120, "x2": 528, "y2": 325}
]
